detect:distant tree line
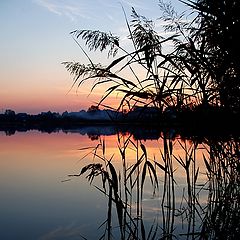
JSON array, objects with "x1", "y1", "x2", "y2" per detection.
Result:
[{"x1": 1, "y1": 104, "x2": 240, "y2": 135}]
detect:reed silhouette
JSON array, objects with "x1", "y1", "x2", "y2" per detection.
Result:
[
  {"x1": 69, "y1": 133, "x2": 240, "y2": 239},
  {"x1": 65, "y1": 0, "x2": 240, "y2": 239},
  {"x1": 64, "y1": 0, "x2": 240, "y2": 114}
]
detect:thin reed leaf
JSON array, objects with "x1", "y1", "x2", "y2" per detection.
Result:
[
  {"x1": 140, "y1": 143, "x2": 147, "y2": 159},
  {"x1": 141, "y1": 220, "x2": 146, "y2": 240},
  {"x1": 146, "y1": 161, "x2": 159, "y2": 188},
  {"x1": 108, "y1": 162, "x2": 118, "y2": 192},
  {"x1": 155, "y1": 161, "x2": 166, "y2": 172},
  {"x1": 203, "y1": 154, "x2": 211, "y2": 173},
  {"x1": 194, "y1": 167, "x2": 199, "y2": 184},
  {"x1": 102, "y1": 138, "x2": 105, "y2": 156},
  {"x1": 127, "y1": 157, "x2": 143, "y2": 181},
  {"x1": 106, "y1": 54, "x2": 127, "y2": 70},
  {"x1": 141, "y1": 162, "x2": 147, "y2": 198}
]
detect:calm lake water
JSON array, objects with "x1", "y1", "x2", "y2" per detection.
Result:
[
  {"x1": 0, "y1": 129, "x2": 238, "y2": 239},
  {"x1": 0, "y1": 131, "x2": 111, "y2": 239}
]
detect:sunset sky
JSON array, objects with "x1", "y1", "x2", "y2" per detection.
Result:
[{"x1": 0, "y1": 0, "x2": 186, "y2": 114}]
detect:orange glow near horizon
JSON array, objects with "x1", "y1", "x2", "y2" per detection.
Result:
[
  {"x1": 0, "y1": 86, "x2": 122, "y2": 114},
  {"x1": 0, "y1": 125, "x2": 208, "y2": 186}
]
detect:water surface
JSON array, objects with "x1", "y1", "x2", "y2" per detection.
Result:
[
  {"x1": 1, "y1": 129, "x2": 237, "y2": 239},
  {"x1": 0, "y1": 131, "x2": 108, "y2": 239}
]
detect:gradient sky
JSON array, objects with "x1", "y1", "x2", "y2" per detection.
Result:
[{"x1": 0, "y1": 0, "x2": 186, "y2": 114}]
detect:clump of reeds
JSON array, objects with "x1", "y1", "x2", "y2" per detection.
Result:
[
  {"x1": 200, "y1": 138, "x2": 240, "y2": 239},
  {"x1": 62, "y1": 4, "x2": 206, "y2": 114},
  {"x1": 63, "y1": 0, "x2": 240, "y2": 238},
  {"x1": 64, "y1": 1, "x2": 240, "y2": 114},
  {"x1": 68, "y1": 132, "x2": 240, "y2": 240}
]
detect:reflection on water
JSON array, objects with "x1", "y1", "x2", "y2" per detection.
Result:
[
  {"x1": 67, "y1": 130, "x2": 240, "y2": 239},
  {"x1": 0, "y1": 129, "x2": 239, "y2": 239},
  {"x1": 2, "y1": 123, "x2": 240, "y2": 141},
  {"x1": 0, "y1": 131, "x2": 108, "y2": 240}
]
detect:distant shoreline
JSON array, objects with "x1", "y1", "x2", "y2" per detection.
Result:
[{"x1": 1, "y1": 106, "x2": 240, "y2": 139}]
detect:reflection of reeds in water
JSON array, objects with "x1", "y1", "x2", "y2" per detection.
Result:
[
  {"x1": 200, "y1": 139, "x2": 240, "y2": 239},
  {"x1": 69, "y1": 134, "x2": 240, "y2": 239}
]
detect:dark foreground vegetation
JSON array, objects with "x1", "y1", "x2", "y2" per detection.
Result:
[
  {"x1": 60, "y1": 0, "x2": 240, "y2": 239},
  {"x1": 63, "y1": 0, "x2": 240, "y2": 116},
  {"x1": 68, "y1": 133, "x2": 240, "y2": 240},
  {"x1": 62, "y1": 0, "x2": 240, "y2": 239}
]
